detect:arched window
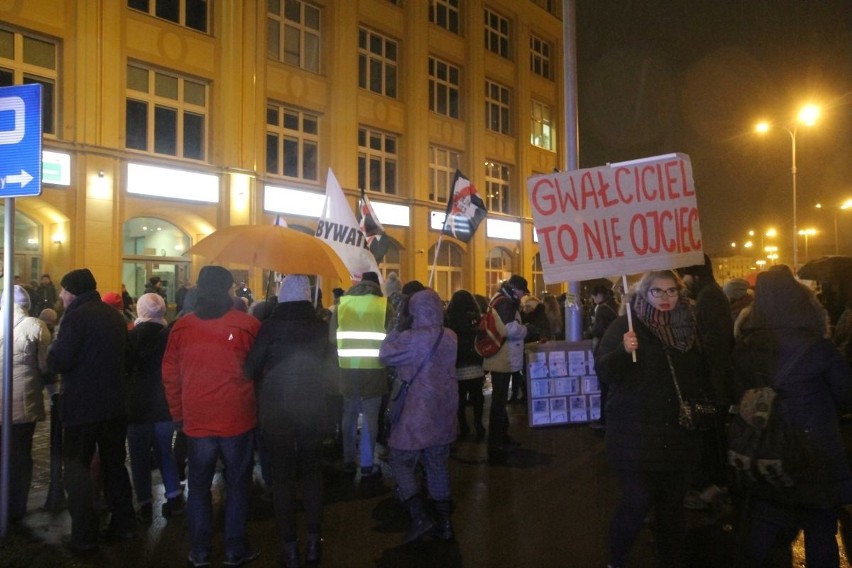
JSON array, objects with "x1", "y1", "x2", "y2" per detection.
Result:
[
  {"x1": 122, "y1": 217, "x2": 191, "y2": 308},
  {"x1": 532, "y1": 253, "x2": 545, "y2": 296},
  {"x1": 0, "y1": 207, "x2": 43, "y2": 286},
  {"x1": 428, "y1": 241, "x2": 463, "y2": 300},
  {"x1": 485, "y1": 247, "x2": 513, "y2": 298}
]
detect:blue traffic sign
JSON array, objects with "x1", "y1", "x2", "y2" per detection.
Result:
[{"x1": 0, "y1": 84, "x2": 42, "y2": 198}]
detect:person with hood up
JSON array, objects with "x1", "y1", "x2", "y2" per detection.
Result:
[
  {"x1": 0, "y1": 285, "x2": 52, "y2": 521},
  {"x1": 733, "y1": 269, "x2": 852, "y2": 567},
  {"x1": 244, "y1": 275, "x2": 335, "y2": 567},
  {"x1": 379, "y1": 288, "x2": 458, "y2": 544},
  {"x1": 47, "y1": 268, "x2": 136, "y2": 554},
  {"x1": 126, "y1": 293, "x2": 184, "y2": 522},
  {"x1": 331, "y1": 271, "x2": 394, "y2": 480},
  {"x1": 162, "y1": 265, "x2": 261, "y2": 568}
]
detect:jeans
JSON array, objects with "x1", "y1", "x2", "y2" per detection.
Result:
[
  {"x1": 3, "y1": 422, "x2": 36, "y2": 520},
  {"x1": 609, "y1": 468, "x2": 690, "y2": 568},
  {"x1": 488, "y1": 371, "x2": 518, "y2": 449},
  {"x1": 63, "y1": 415, "x2": 136, "y2": 545},
  {"x1": 342, "y1": 396, "x2": 382, "y2": 468},
  {"x1": 749, "y1": 498, "x2": 840, "y2": 567},
  {"x1": 127, "y1": 421, "x2": 182, "y2": 504},
  {"x1": 186, "y1": 430, "x2": 255, "y2": 561}
]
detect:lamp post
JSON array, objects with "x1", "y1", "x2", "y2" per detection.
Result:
[
  {"x1": 798, "y1": 228, "x2": 816, "y2": 263},
  {"x1": 816, "y1": 199, "x2": 852, "y2": 255},
  {"x1": 755, "y1": 104, "x2": 820, "y2": 270}
]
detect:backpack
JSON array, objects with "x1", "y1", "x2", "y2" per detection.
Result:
[
  {"x1": 727, "y1": 342, "x2": 814, "y2": 489},
  {"x1": 475, "y1": 297, "x2": 508, "y2": 358}
]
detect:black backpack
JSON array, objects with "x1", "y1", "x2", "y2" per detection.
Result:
[{"x1": 727, "y1": 341, "x2": 814, "y2": 488}]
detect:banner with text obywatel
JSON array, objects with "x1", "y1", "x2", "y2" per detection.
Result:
[{"x1": 527, "y1": 153, "x2": 704, "y2": 284}]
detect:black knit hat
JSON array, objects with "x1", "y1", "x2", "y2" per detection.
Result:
[
  {"x1": 60, "y1": 268, "x2": 97, "y2": 296},
  {"x1": 197, "y1": 266, "x2": 234, "y2": 294}
]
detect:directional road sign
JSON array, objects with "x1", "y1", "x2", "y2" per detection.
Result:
[{"x1": 0, "y1": 84, "x2": 42, "y2": 198}]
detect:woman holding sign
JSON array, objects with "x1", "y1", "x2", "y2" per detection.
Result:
[{"x1": 595, "y1": 269, "x2": 711, "y2": 568}]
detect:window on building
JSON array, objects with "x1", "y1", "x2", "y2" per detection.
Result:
[
  {"x1": 485, "y1": 160, "x2": 511, "y2": 214},
  {"x1": 532, "y1": 253, "x2": 545, "y2": 297},
  {"x1": 125, "y1": 64, "x2": 207, "y2": 160},
  {"x1": 429, "y1": 0, "x2": 460, "y2": 34},
  {"x1": 531, "y1": 100, "x2": 554, "y2": 150},
  {"x1": 429, "y1": 146, "x2": 460, "y2": 203},
  {"x1": 266, "y1": 103, "x2": 319, "y2": 181},
  {"x1": 429, "y1": 241, "x2": 463, "y2": 300},
  {"x1": 267, "y1": 0, "x2": 320, "y2": 73},
  {"x1": 484, "y1": 8, "x2": 510, "y2": 59},
  {"x1": 358, "y1": 28, "x2": 398, "y2": 98},
  {"x1": 486, "y1": 247, "x2": 513, "y2": 298},
  {"x1": 358, "y1": 127, "x2": 398, "y2": 195},
  {"x1": 428, "y1": 56, "x2": 460, "y2": 119},
  {"x1": 485, "y1": 80, "x2": 511, "y2": 135},
  {"x1": 0, "y1": 28, "x2": 58, "y2": 136},
  {"x1": 378, "y1": 241, "x2": 401, "y2": 281},
  {"x1": 127, "y1": 0, "x2": 209, "y2": 33},
  {"x1": 530, "y1": 34, "x2": 553, "y2": 79}
]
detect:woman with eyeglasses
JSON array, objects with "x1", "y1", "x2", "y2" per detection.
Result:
[{"x1": 595, "y1": 269, "x2": 712, "y2": 568}]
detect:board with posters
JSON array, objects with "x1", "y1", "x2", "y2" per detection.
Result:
[{"x1": 525, "y1": 340, "x2": 600, "y2": 427}]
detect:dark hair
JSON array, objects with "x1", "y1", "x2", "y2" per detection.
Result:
[
  {"x1": 590, "y1": 284, "x2": 611, "y2": 297},
  {"x1": 402, "y1": 280, "x2": 426, "y2": 296}
]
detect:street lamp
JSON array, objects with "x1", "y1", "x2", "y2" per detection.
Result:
[
  {"x1": 816, "y1": 199, "x2": 852, "y2": 255},
  {"x1": 797, "y1": 228, "x2": 816, "y2": 263},
  {"x1": 755, "y1": 103, "x2": 820, "y2": 269}
]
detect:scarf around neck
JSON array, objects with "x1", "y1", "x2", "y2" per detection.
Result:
[{"x1": 633, "y1": 293, "x2": 697, "y2": 352}]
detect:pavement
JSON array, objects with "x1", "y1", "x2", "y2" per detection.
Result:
[{"x1": 5, "y1": 394, "x2": 848, "y2": 568}]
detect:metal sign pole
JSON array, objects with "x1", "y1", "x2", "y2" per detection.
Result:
[{"x1": 1, "y1": 197, "x2": 15, "y2": 538}]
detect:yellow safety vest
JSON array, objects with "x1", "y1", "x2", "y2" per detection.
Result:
[{"x1": 336, "y1": 295, "x2": 388, "y2": 369}]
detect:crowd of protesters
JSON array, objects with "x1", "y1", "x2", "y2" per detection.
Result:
[{"x1": 3, "y1": 259, "x2": 851, "y2": 567}]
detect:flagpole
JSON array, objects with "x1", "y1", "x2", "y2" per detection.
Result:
[{"x1": 428, "y1": 232, "x2": 445, "y2": 288}]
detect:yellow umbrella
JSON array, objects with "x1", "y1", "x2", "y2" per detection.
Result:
[{"x1": 187, "y1": 224, "x2": 352, "y2": 283}]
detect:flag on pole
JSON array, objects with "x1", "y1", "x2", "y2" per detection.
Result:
[
  {"x1": 442, "y1": 170, "x2": 487, "y2": 243},
  {"x1": 316, "y1": 168, "x2": 381, "y2": 282},
  {"x1": 359, "y1": 188, "x2": 390, "y2": 262},
  {"x1": 274, "y1": 214, "x2": 287, "y2": 227}
]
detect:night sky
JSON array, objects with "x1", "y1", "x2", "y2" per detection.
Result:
[{"x1": 575, "y1": 0, "x2": 852, "y2": 260}]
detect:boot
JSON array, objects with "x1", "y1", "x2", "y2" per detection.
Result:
[
  {"x1": 402, "y1": 495, "x2": 435, "y2": 544},
  {"x1": 431, "y1": 499, "x2": 455, "y2": 541},
  {"x1": 279, "y1": 540, "x2": 299, "y2": 568},
  {"x1": 306, "y1": 533, "x2": 322, "y2": 564}
]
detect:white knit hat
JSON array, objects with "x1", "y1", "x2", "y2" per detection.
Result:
[
  {"x1": 135, "y1": 292, "x2": 167, "y2": 326},
  {"x1": 2, "y1": 285, "x2": 30, "y2": 309},
  {"x1": 278, "y1": 275, "x2": 311, "y2": 303}
]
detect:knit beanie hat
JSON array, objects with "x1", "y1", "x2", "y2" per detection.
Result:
[
  {"x1": 2, "y1": 284, "x2": 31, "y2": 309},
  {"x1": 60, "y1": 268, "x2": 97, "y2": 296},
  {"x1": 197, "y1": 266, "x2": 234, "y2": 294},
  {"x1": 723, "y1": 278, "x2": 750, "y2": 301},
  {"x1": 135, "y1": 292, "x2": 167, "y2": 326},
  {"x1": 384, "y1": 272, "x2": 402, "y2": 297},
  {"x1": 102, "y1": 292, "x2": 124, "y2": 311},
  {"x1": 39, "y1": 308, "x2": 58, "y2": 326},
  {"x1": 361, "y1": 271, "x2": 380, "y2": 284},
  {"x1": 278, "y1": 275, "x2": 311, "y2": 303}
]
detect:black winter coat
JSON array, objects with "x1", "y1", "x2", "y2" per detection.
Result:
[
  {"x1": 596, "y1": 315, "x2": 708, "y2": 472},
  {"x1": 244, "y1": 301, "x2": 335, "y2": 434},
  {"x1": 733, "y1": 328, "x2": 852, "y2": 508},
  {"x1": 445, "y1": 308, "x2": 483, "y2": 369},
  {"x1": 47, "y1": 291, "x2": 129, "y2": 426},
  {"x1": 127, "y1": 321, "x2": 172, "y2": 424}
]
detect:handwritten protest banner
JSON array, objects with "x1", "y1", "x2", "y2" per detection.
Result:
[{"x1": 527, "y1": 153, "x2": 704, "y2": 284}]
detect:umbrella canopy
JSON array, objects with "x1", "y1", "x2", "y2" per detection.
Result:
[
  {"x1": 187, "y1": 224, "x2": 351, "y2": 283},
  {"x1": 797, "y1": 256, "x2": 852, "y2": 283}
]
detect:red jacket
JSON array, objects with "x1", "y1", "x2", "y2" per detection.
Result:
[{"x1": 162, "y1": 310, "x2": 260, "y2": 437}]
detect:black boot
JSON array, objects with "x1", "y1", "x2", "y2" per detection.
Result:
[
  {"x1": 402, "y1": 495, "x2": 435, "y2": 544},
  {"x1": 279, "y1": 540, "x2": 298, "y2": 568},
  {"x1": 431, "y1": 499, "x2": 455, "y2": 541},
  {"x1": 306, "y1": 533, "x2": 322, "y2": 564}
]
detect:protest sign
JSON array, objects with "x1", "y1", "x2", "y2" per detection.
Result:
[{"x1": 527, "y1": 153, "x2": 704, "y2": 283}]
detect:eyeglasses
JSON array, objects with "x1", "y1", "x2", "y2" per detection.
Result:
[{"x1": 648, "y1": 287, "x2": 679, "y2": 298}]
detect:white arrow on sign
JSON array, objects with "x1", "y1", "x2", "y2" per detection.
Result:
[{"x1": 6, "y1": 170, "x2": 33, "y2": 187}]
